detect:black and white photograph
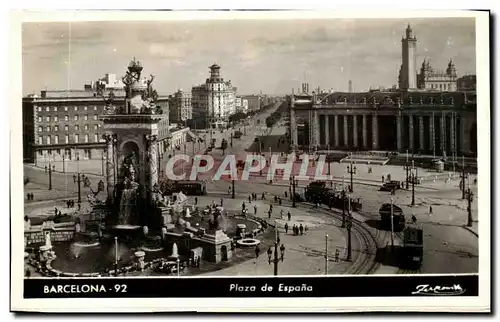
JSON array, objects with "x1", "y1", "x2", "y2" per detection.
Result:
[{"x1": 10, "y1": 9, "x2": 490, "y2": 313}]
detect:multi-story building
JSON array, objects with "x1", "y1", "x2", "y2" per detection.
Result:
[
  {"x1": 398, "y1": 25, "x2": 458, "y2": 92},
  {"x1": 234, "y1": 97, "x2": 249, "y2": 114},
  {"x1": 457, "y1": 75, "x2": 477, "y2": 91},
  {"x1": 191, "y1": 64, "x2": 237, "y2": 129},
  {"x1": 242, "y1": 94, "x2": 261, "y2": 112},
  {"x1": 23, "y1": 65, "x2": 169, "y2": 169},
  {"x1": 168, "y1": 89, "x2": 192, "y2": 124}
]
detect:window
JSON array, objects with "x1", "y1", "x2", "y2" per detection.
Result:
[
  {"x1": 94, "y1": 124, "x2": 98, "y2": 130},
  {"x1": 74, "y1": 125, "x2": 79, "y2": 131},
  {"x1": 45, "y1": 116, "x2": 50, "y2": 122},
  {"x1": 74, "y1": 134, "x2": 79, "y2": 143},
  {"x1": 94, "y1": 133, "x2": 99, "y2": 142},
  {"x1": 45, "y1": 106, "x2": 50, "y2": 112},
  {"x1": 84, "y1": 125, "x2": 89, "y2": 131},
  {"x1": 45, "y1": 126, "x2": 50, "y2": 132},
  {"x1": 54, "y1": 125, "x2": 59, "y2": 132},
  {"x1": 65, "y1": 115, "x2": 69, "y2": 121},
  {"x1": 54, "y1": 116, "x2": 58, "y2": 122},
  {"x1": 64, "y1": 106, "x2": 68, "y2": 112},
  {"x1": 38, "y1": 126, "x2": 42, "y2": 132},
  {"x1": 38, "y1": 150, "x2": 43, "y2": 156},
  {"x1": 84, "y1": 134, "x2": 89, "y2": 143},
  {"x1": 74, "y1": 115, "x2": 79, "y2": 121},
  {"x1": 93, "y1": 106, "x2": 97, "y2": 111},
  {"x1": 93, "y1": 115, "x2": 98, "y2": 120},
  {"x1": 38, "y1": 116, "x2": 42, "y2": 122},
  {"x1": 38, "y1": 137, "x2": 43, "y2": 145},
  {"x1": 84, "y1": 106, "x2": 88, "y2": 111},
  {"x1": 64, "y1": 125, "x2": 69, "y2": 131},
  {"x1": 74, "y1": 106, "x2": 78, "y2": 111},
  {"x1": 65, "y1": 135, "x2": 69, "y2": 144},
  {"x1": 46, "y1": 136, "x2": 51, "y2": 145},
  {"x1": 37, "y1": 107, "x2": 42, "y2": 112},
  {"x1": 54, "y1": 136, "x2": 59, "y2": 144},
  {"x1": 84, "y1": 115, "x2": 88, "y2": 121},
  {"x1": 54, "y1": 106, "x2": 58, "y2": 112},
  {"x1": 84, "y1": 149, "x2": 91, "y2": 159}
]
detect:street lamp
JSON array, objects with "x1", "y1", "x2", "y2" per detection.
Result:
[
  {"x1": 410, "y1": 160, "x2": 417, "y2": 206},
  {"x1": 341, "y1": 189, "x2": 347, "y2": 228},
  {"x1": 346, "y1": 195, "x2": 352, "y2": 262},
  {"x1": 47, "y1": 157, "x2": 53, "y2": 191},
  {"x1": 466, "y1": 185, "x2": 474, "y2": 227},
  {"x1": 460, "y1": 156, "x2": 468, "y2": 199},
  {"x1": 347, "y1": 156, "x2": 356, "y2": 193},
  {"x1": 403, "y1": 150, "x2": 411, "y2": 189},
  {"x1": 267, "y1": 242, "x2": 286, "y2": 276},
  {"x1": 289, "y1": 175, "x2": 297, "y2": 208}
]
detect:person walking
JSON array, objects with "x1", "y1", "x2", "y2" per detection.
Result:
[
  {"x1": 287, "y1": 211, "x2": 291, "y2": 221},
  {"x1": 429, "y1": 205, "x2": 433, "y2": 215},
  {"x1": 268, "y1": 210, "x2": 272, "y2": 219},
  {"x1": 242, "y1": 202, "x2": 246, "y2": 211},
  {"x1": 194, "y1": 197, "x2": 198, "y2": 205},
  {"x1": 280, "y1": 209, "x2": 284, "y2": 219},
  {"x1": 284, "y1": 222, "x2": 289, "y2": 234},
  {"x1": 254, "y1": 205, "x2": 257, "y2": 215},
  {"x1": 335, "y1": 249, "x2": 340, "y2": 262},
  {"x1": 299, "y1": 224, "x2": 304, "y2": 235}
]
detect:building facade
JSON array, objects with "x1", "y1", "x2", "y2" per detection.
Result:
[
  {"x1": 235, "y1": 97, "x2": 249, "y2": 114},
  {"x1": 169, "y1": 89, "x2": 192, "y2": 124},
  {"x1": 191, "y1": 64, "x2": 236, "y2": 129},
  {"x1": 289, "y1": 90, "x2": 477, "y2": 156},
  {"x1": 242, "y1": 95, "x2": 261, "y2": 112},
  {"x1": 23, "y1": 63, "x2": 169, "y2": 168},
  {"x1": 417, "y1": 59, "x2": 458, "y2": 91},
  {"x1": 457, "y1": 75, "x2": 477, "y2": 91}
]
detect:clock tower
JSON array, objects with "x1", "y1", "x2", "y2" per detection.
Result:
[{"x1": 100, "y1": 58, "x2": 165, "y2": 224}]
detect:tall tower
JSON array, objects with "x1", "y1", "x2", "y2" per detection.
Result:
[
  {"x1": 348, "y1": 80, "x2": 353, "y2": 93},
  {"x1": 400, "y1": 24, "x2": 418, "y2": 90}
]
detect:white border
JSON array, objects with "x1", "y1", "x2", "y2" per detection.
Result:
[{"x1": 9, "y1": 9, "x2": 491, "y2": 313}]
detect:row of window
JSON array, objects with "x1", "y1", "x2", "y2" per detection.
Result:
[
  {"x1": 37, "y1": 106, "x2": 100, "y2": 112},
  {"x1": 37, "y1": 115, "x2": 99, "y2": 122},
  {"x1": 38, "y1": 134, "x2": 103, "y2": 145},
  {"x1": 430, "y1": 83, "x2": 452, "y2": 90},
  {"x1": 38, "y1": 148, "x2": 94, "y2": 159},
  {"x1": 38, "y1": 124, "x2": 100, "y2": 132}
]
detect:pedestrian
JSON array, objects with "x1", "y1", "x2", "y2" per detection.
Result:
[
  {"x1": 261, "y1": 192, "x2": 265, "y2": 200},
  {"x1": 255, "y1": 245, "x2": 260, "y2": 258},
  {"x1": 242, "y1": 202, "x2": 246, "y2": 211},
  {"x1": 195, "y1": 197, "x2": 198, "y2": 205},
  {"x1": 411, "y1": 214, "x2": 417, "y2": 224},
  {"x1": 270, "y1": 205, "x2": 273, "y2": 212},
  {"x1": 304, "y1": 225, "x2": 308, "y2": 233},
  {"x1": 280, "y1": 209, "x2": 284, "y2": 219},
  {"x1": 254, "y1": 205, "x2": 257, "y2": 215},
  {"x1": 429, "y1": 206, "x2": 433, "y2": 215},
  {"x1": 268, "y1": 210, "x2": 271, "y2": 219},
  {"x1": 228, "y1": 187, "x2": 231, "y2": 195},
  {"x1": 54, "y1": 207, "x2": 58, "y2": 216},
  {"x1": 382, "y1": 175, "x2": 385, "y2": 183},
  {"x1": 299, "y1": 224, "x2": 304, "y2": 235},
  {"x1": 335, "y1": 249, "x2": 340, "y2": 262},
  {"x1": 248, "y1": 195, "x2": 252, "y2": 203},
  {"x1": 287, "y1": 211, "x2": 291, "y2": 221},
  {"x1": 77, "y1": 203, "x2": 81, "y2": 211},
  {"x1": 474, "y1": 178, "x2": 477, "y2": 185},
  {"x1": 278, "y1": 197, "x2": 282, "y2": 205},
  {"x1": 274, "y1": 195, "x2": 277, "y2": 203},
  {"x1": 44, "y1": 165, "x2": 47, "y2": 173},
  {"x1": 284, "y1": 222, "x2": 288, "y2": 234},
  {"x1": 284, "y1": 191, "x2": 288, "y2": 198},
  {"x1": 220, "y1": 198, "x2": 224, "y2": 207}
]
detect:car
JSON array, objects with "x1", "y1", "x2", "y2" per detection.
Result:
[{"x1": 380, "y1": 181, "x2": 401, "y2": 191}]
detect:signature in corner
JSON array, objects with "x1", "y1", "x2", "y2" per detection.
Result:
[{"x1": 412, "y1": 284, "x2": 466, "y2": 296}]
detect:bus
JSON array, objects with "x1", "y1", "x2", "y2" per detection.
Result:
[{"x1": 161, "y1": 180, "x2": 207, "y2": 196}]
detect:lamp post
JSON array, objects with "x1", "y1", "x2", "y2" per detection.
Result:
[
  {"x1": 466, "y1": 185, "x2": 474, "y2": 227},
  {"x1": 410, "y1": 160, "x2": 416, "y2": 206},
  {"x1": 390, "y1": 195, "x2": 395, "y2": 250},
  {"x1": 346, "y1": 195, "x2": 352, "y2": 262},
  {"x1": 267, "y1": 242, "x2": 286, "y2": 276},
  {"x1": 404, "y1": 150, "x2": 411, "y2": 189},
  {"x1": 290, "y1": 175, "x2": 297, "y2": 208},
  {"x1": 325, "y1": 233, "x2": 329, "y2": 275},
  {"x1": 47, "y1": 158, "x2": 53, "y2": 191},
  {"x1": 114, "y1": 236, "x2": 118, "y2": 277},
  {"x1": 347, "y1": 156, "x2": 356, "y2": 193},
  {"x1": 341, "y1": 188, "x2": 346, "y2": 228},
  {"x1": 460, "y1": 156, "x2": 468, "y2": 199}
]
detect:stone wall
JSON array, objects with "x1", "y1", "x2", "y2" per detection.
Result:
[{"x1": 25, "y1": 222, "x2": 76, "y2": 246}]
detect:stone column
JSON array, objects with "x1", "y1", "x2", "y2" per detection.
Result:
[
  {"x1": 353, "y1": 115, "x2": 358, "y2": 148},
  {"x1": 441, "y1": 112, "x2": 446, "y2": 156},
  {"x1": 343, "y1": 115, "x2": 349, "y2": 147},
  {"x1": 325, "y1": 115, "x2": 330, "y2": 146},
  {"x1": 396, "y1": 116, "x2": 402, "y2": 151},
  {"x1": 145, "y1": 134, "x2": 159, "y2": 193},
  {"x1": 372, "y1": 115, "x2": 379, "y2": 150},
  {"x1": 334, "y1": 115, "x2": 340, "y2": 147},
  {"x1": 313, "y1": 109, "x2": 319, "y2": 148},
  {"x1": 419, "y1": 116, "x2": 425, "y2": 151},
  {"x1": 430, "y1": 113, "x2": 435, "y2": 156},
  {"x1": 102, "y1": 133, "x2": 116, "y2": 201},
  {"x1": 408, "y1": 115, "x2": 414, "y2": 151},
  {"x1": 362, "y1": 114, "x2": 368, "y2": 148}
]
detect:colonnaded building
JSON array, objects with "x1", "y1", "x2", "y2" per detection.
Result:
[{"x1": 288, "y1": 25, "x2": 477, "y2": 157}]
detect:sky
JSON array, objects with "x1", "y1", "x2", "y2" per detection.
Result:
[{"x1": 22, "y1": 17, "x2": 476, "y2": 96}]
